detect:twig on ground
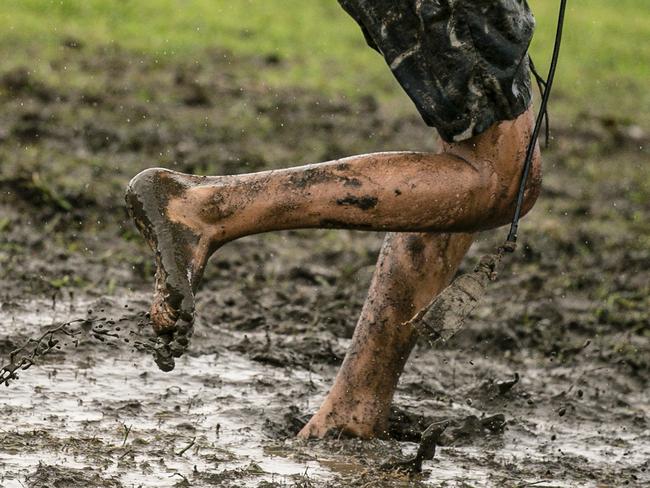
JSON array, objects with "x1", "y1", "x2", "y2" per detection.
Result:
[
  {"x1": 121, "y1": 423, "x2": 132, "y2": 447},
  {"x1": 0, "y1": 319, "x2": 85, "y2": 386},
  {"x1": 1, "y1": 311, "x2": 156, "y2": 387},
  {"x1": 381, "y1": 420, "x2": 449, "y2": 474},
  {"x1": 517, "y1": 480, "x2": 551, "y2": 488},
  {"x1": 118, "y1": 449, "x2": 133, "y2": 461},
  {"x1": 176, "y1": 436, "x2": 196, "y2": 456}
]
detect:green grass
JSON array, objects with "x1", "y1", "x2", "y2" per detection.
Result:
[{"x1": 1, "y1": 0, "x2": 648, "y2": 126}]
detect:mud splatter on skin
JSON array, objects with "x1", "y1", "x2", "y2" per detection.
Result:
[
  {"x1": 286, "y1": 167, "x2": 338, "y2": 189},
  {"x1": 343, "y1": 177, "x2": 363, "y2": 187},
  {"x1": 286, "y1": 165, "x2": 365, "y2": 191},
  {"x1": 405, "y1": 234, "x2": 427, "y2": 269},
  {"x1": 336, "y1": 194, "x2": 378, "y2": 210},
  {"x1": 199, "y1": 190, "x2": 237, "y2": 223},
  {"x1": 264, "y1": 199, "x2": 301, "y2": 222}
]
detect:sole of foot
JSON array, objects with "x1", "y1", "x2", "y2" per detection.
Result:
[{"x1": 125, "y1": 168, "x2": 206, "y2": 370}]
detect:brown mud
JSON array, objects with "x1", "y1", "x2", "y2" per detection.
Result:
[{"x1": 1, "y1": 43, "x2": 649, "y2": 487}]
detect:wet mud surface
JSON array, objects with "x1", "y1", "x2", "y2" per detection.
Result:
[{"x1": 1, "y1": 44, "x2": 649, "y2": 487}]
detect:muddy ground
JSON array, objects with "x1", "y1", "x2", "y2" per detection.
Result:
[{"x1": 0, "y1": 43, "x2": 649, "y2": 487}]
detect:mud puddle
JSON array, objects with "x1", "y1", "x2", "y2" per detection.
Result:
[
  {"x1": 1, "y1": 351, "x2": 333, "y2": 487},
  {"x1": 0, "y1": 297, "x2": 335, "y2": 487},
  {"x1": 1, "y1": 295, "x2": 648, "y2": 487}
]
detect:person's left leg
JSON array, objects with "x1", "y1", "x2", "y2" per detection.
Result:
[
  {"x1": 126, "y1": 110, "x2": 538, "y2": 336},
  {"x1": 298, "y1": 231, "x2": 474, "y2": 439}
]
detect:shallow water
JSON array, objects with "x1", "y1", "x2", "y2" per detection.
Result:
[
  {"x1": 1, "y1": 298, "x2": 336, "y2": 486},
  {"x1": 1, "y1": 296, "x2": 648, "y2": 487}
]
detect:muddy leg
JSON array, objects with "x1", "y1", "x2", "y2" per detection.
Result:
[
  {"x1": 125, "y1": 109, "x2": 539, "y2": 358},
  {"x1": 298, "y1": 232, "x2": 474, "y2": 439}
]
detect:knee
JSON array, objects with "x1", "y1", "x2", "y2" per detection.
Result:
[
  {"x1": 517, "y1": 149, "x2": 543, "y2": 218},
  {"x1": 445, "y1": 109, "x2": 543, "y2": 229},
  {"x1": 488, "y1": 145, "x2": 542, "y2": 226}
]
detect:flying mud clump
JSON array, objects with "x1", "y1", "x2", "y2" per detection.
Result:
[
  {"x1": 405, "y1": 247, "x2": 506, "y2": 345},
  {"x1": 0, "y1": 310, "x2": 159, "y2": 386}
]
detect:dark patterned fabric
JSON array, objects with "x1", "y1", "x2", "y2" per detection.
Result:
[{"x1": 339, "y1": 0, "x2": 535, "y2": 142}]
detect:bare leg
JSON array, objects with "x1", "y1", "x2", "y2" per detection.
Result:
[
  {"x1": 126, "y1": 109, "x2": 540, "y2": 334},
  {"x1": 298, "y1": 231, "x2": 475, "y2": 438}
]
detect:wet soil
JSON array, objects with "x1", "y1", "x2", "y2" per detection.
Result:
[{"x1": 1, "y1": 43, "x2": 649, "y2": 487}]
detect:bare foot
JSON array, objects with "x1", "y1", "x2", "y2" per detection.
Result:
[
  {"x1": 297, "y1": 395, "x2": 390, "y2": 439},
  {"x1": 125, "y1": 168, "x2": 212, "y2": 369}
]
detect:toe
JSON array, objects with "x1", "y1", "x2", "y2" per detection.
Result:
[
  {"x1": 150, "y1": 295, "x2": 180, "y2": 335},
  {"x1": 153, "y1": 336, "x2": 176, "y2": 372}
]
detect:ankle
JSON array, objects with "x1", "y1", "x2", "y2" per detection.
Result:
[
  {"x1": 166, "y1": 175, "x2": 237, "y2": 237},
  {"x1": 300, "y1": 389, "x2": 392, "y2": 439}
]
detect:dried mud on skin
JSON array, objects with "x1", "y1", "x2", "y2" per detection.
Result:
[{"x1": 1, "y1": 43, "x2": 649, "y2": 487}]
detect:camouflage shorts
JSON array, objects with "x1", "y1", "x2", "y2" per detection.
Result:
[{"x1": 338, "y1": 0, "x2": 535, "y2": 142}]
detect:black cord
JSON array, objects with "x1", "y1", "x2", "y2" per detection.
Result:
[
  {"x1": 506, "y1": 0, "x2": 568, "y2": 246},
  {"x1": 529, "y1": 56, "x2": 551, "y2": 148}
]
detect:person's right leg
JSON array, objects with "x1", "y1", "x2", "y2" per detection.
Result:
[{"x1": 298, "y1": 231, "x2": 475, "y2": 439}]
